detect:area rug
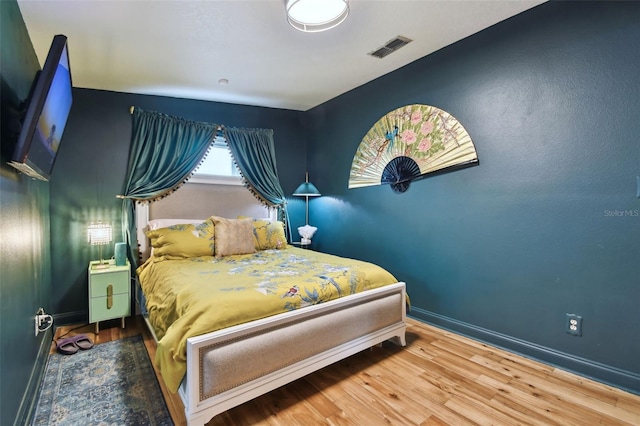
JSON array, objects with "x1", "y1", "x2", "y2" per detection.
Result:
[{"x1": 32, "y1": 335, "x2": 173, "y2": 425}]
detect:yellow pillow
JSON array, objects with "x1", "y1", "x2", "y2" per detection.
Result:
[
  {"x1": 210, "y1": 216, "x2": 256, "y2": 257},
  {"x1": 146, "y1": 219, "x2": 215, "y2": 258},
  {"x1": 238, "y1": 216, "x2": 288, "y2": 250}
]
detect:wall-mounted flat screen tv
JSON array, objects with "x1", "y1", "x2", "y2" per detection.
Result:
[{"x1": 9, "y1": 34, "x2": 73, "y2": 181}]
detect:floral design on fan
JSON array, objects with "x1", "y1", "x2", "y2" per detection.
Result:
[{"x1": 348, "y1": 104, "x2": 478, "y2": 192}]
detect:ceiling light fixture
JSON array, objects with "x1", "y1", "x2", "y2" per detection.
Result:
[{"x1": 285, "y1": 0, "x2": 349, "y2": 33}]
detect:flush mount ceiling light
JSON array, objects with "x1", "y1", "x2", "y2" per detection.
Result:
[{"x1": 285, "y1": 0, "x2": 349, "y2": 33}]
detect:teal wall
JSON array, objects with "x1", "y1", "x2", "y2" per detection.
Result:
[
  {"x1": 0, "y1": 1, "x2": 54, "y2": 424},
  {"x1": 2, "y1": 2, "x2": 639, "y2": 423},
  {"x1": 306, "y1": 1, "x2": 639, "y2": 392},
  {"x1": 49, "y1": 89, "x2": 307, "y2": 323},
  {"x1": 2, "y1": 2, "x2": 306, "y2": 422}
]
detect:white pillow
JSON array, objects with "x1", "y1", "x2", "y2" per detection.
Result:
[{"x1": 147, "y1": 219, "x2": 204, "y2": 231}]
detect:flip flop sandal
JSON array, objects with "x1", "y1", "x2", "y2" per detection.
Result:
[
  {"x1": 56, "y1": 337, "x2": 79, "y2": 355},
  {"x1": 72, "y1": 334, "x2": 94, "y2": 350}
]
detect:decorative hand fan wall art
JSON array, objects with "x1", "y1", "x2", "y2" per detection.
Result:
[{"x1": 349, "y1": 104, "x2": 478, "y2": 193}]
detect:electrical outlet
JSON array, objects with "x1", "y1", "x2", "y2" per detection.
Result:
[
  {"x1": 565, "y1": 313, "x2": 582, "y2": 336},
  {"x1": 34, "y1": 309, "x2": 53, "y2": 336}
]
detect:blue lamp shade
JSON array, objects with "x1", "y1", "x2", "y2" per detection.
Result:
[
  {"x1": 293, "y1": 172, "x2": 321, "y2": 197},
  {"x1": 293, "y1": 181, "x2": 321, "y2": 197}
]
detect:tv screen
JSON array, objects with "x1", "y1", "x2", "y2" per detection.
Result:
[{"x1": 9, "y1": 34, "x2": 73, "y2": 181}]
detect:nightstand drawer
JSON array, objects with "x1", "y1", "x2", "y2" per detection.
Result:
[
  {"x1": 89, "y1": 293, "x2": 130, "y2": 323},
  {"x1": 89, "y1": 270, "x2": 129, "y2": 298}
]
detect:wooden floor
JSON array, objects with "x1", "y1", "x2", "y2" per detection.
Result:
[{"x1": 52, "y1": 316, "x2": 640, "y2": 426}]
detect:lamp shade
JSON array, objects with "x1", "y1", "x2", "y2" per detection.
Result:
[
  {"x1": 293, "y1": 181, "x2": 321, "y2": 197},
  {"x1": 88, "y1": 222, "x2": 112, "y2": 267},
  {"x1": 87, "y1": 222, "x2": 112, "y2": 245},
  {"x1": 285, "y1": 0, "x2": 349, "y2": 33}
]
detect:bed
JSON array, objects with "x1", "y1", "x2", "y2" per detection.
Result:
[{"x1": 134, "y1": 185, "x2": 407, "y2": 425}]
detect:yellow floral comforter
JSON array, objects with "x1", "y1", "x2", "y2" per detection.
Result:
[{"x1": 137, "y1": 247, "x2": 398, "y2": 392}]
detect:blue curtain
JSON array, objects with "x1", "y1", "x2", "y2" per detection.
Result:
[
  {"x1": 119, "y1": 109, "x2": 291, "y2": 268},
  {"x1": 119, "y1": 108, "x2": 218, "y2": 267},
  {"x1": 223, "y1": 127, "x2": 292, "y2": 241}
]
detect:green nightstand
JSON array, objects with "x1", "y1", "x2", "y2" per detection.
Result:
[{"x1": 88, "y1": 260, "x2": 130, "y2": 334}]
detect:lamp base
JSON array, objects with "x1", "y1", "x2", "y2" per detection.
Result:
[
  {"x1": 298, "y1": 225, "x2": 318, "y2": 243},
  {"x1": 92, "y1": 260, "x2": 111, "y2": 270}
]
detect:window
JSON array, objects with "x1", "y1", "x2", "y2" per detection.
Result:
[{"x1": 190, "y1": 137, "x2": 242, "y2": 185}]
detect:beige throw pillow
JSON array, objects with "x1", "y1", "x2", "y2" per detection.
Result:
[{"x1": 210, "y1": 216, "x2": 256, "y2": 258}]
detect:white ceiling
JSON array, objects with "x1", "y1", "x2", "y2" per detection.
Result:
[{"x1": 18, "y1": 0, "x2": 544, "y2": 112}]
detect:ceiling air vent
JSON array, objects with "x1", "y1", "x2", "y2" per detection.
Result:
[{"x1": 368, "y1": 36, "x2": 412, "y2": 59}]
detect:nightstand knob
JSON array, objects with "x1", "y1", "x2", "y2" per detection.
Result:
[{"x1": 107, "y1": 284, "x2": 113, "y2": 309}]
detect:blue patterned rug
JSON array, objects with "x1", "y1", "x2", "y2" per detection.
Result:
[{"x1": 32, "y1": 335, "x2": 173, "y2": 425}]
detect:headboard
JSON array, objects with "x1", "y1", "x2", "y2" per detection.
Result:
[{"x1": 136, "y1": 182, "x2": 276, "y2": 260}]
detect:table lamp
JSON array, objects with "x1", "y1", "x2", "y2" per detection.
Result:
[{"x1": 88, "y1": 222, "x2": 112, "y2": 269}]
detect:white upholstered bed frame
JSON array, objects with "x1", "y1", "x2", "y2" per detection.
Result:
[{"x1": 135, "y1": 183, "x2": 407, "y2": 425}]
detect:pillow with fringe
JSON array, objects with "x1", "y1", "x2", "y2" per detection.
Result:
[{"x1": 145, "y1": 219, "x2": 215, "y2": 258}]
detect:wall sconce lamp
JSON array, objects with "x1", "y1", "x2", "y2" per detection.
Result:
[
  {"x1": 88, "y1": 221, "x2": 112, "y2": 269},
  {"x1": 293, "y1": 172, "x2": 321, "y2": 245},
  {"x1": 285, "y1": 0, "x2": 349, "y2": 33}
]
